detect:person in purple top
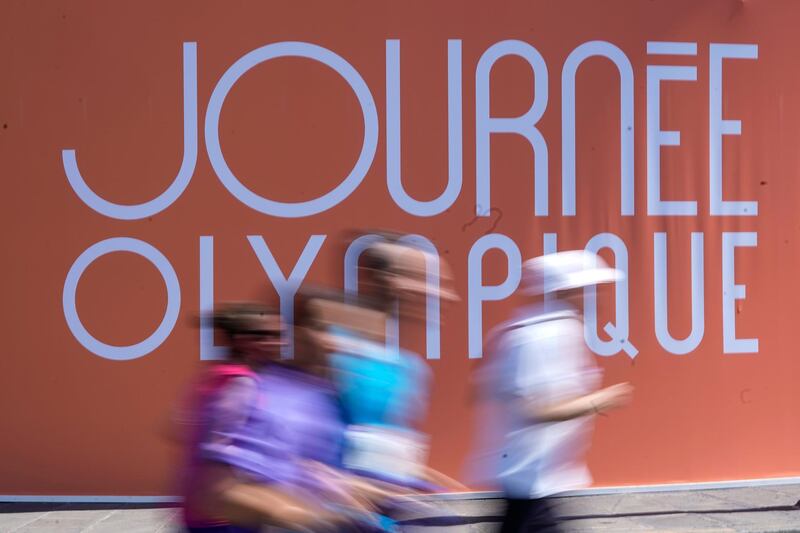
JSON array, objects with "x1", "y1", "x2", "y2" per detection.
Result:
[{"x1": 177, "y1": 302, "x2": 390, "y2": 532}]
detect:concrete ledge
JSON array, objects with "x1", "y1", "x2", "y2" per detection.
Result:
[{"x1": 2, "y1": 476, "x2": 800, "y2": 503}]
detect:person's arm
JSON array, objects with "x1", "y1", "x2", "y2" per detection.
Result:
[
  {"x1": 209, "y1": 376, "x2": 258, "y2": 434},
  {"x1": 197, "y1": 382, "x2": 357, "y2": 531},
  {"x1": 526, "y1": 382, "x2": 633, "y2": 422},
  {"x1": 197, "y1": 462, "x2": 349, "y2": 532},
  {"x1": 297, "y1": 460, "x2": 387, "y2": 513},
  {"x1": 503, "y1": 322, "x2": 632, "y2": 423},
  {"x1": 165, "y1": 374, "x2": 256, "y2": 445},
  {"x1": 419, "y1": 464, "x2": 469, "y2": 491},
  {"x1": 197, "y1": 375, "x2": 259, "y2": 454}
]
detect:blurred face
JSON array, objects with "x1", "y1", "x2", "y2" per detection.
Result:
[
  {"x1": 359, "y1": 243, "x2": 460, "y2": 320},
  {"x1": 233, "y1": 314, "x2": 284, "y2": 365},
  {"x1": 559, "y1": 287, "x2": 584, "y2": 311},
  {"x1": 391, "y1": 247, "x2": 459, "y2": 321},
  {"x1": 558, "y1": 284, "x2": 612, "y2": 315}
]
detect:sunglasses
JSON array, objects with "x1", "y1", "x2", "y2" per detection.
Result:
[{"x1": 238, "y1": 329, "x2": 282, "y2": 338}]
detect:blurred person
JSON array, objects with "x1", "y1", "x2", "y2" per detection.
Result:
[
  {"x1": 294, "y1": 288, "x2": 422, "y2": 532},
  {"x1": 478, "y1": 251, "x2": 633, "y2": 532},
  {"x1": 175, "y1": 303, "x2": 384, "y2": 533},
  {"x1": 323, "y1": 233, "x2": 464, "y2": 494}
]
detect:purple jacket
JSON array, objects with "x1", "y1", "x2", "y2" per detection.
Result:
[{"x1": 199, "y1": 364, "x2": 345, "y2": 491}]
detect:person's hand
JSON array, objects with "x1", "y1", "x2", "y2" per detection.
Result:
[{"x1": 590, "y1": 382, "x2": 633, "y2": 413}]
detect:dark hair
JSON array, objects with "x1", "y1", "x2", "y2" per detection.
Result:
[
  {"x1": 210, "y1": 302, "x2": 278, "y2": 360},
  {"x1": 343, "y1": 229, "x2": 434, "y2": 313},
  {"x1": 341, "y1": 229, "x2": 402, "y2": 274},
  {"x1": 362, "y1": 230, "x2": 404, "y2": 272}
]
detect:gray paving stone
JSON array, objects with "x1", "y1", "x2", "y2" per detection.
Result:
[
  {"x1": 555, "y1": 494, "x2": 626, "y2": 516},
  {"x1": 13, "y1": 513, "x2": 107, "y2": 533},
  {"x1": 707, "y1": 509, "x2": 800, "y2": 531},
  {"x1": 560, "y1": 515, "x2": 656, "y2": 531},
  {"x1": 1, "y1": 485, "x2": 799, "y2": 532},
  {"x1": 439, "y1": 499, "x2": 504, "y2": 517},
  {"x1": 700, "y1": 487, "x2": 787, "y2": 506},
  {"x1": 0, "y1": 512, "x2": 48, "y2": 532},
  {"x1": 86, "y1": 508, "x2": 178, "y2": 532},
  {"x1": 632, "y1": 511, "x2": 733, "y2": 530},
  {"x1": 596, "y1": 490, "x2": 744, "y2": 513}
]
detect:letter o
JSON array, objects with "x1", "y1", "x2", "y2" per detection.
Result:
[
  {"x1": 205, "y1": 42, "x2": 379, "y2": 218},
  {"x1": 62, "y1": 237, "x2": 181, "y2": 360}
]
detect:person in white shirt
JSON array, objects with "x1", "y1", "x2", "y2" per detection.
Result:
[{"x1": 483, "y1": 250, "x2": 633, "y2": 532}]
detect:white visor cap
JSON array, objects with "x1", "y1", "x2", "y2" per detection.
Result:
[{"x1": 521, "y1": 250, "x2": 624, "y2": 296}]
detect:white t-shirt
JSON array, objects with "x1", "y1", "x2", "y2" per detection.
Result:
[{"x1": 485, "y1": 302, "x2": 601, "y2": 499}]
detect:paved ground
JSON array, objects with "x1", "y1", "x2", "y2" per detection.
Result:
[{"x1": 1, "y1": 484, "x2": 799, "y2": 532}]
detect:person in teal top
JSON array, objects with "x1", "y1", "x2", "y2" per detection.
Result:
[
  {"x1": 329, "y1": 328, "x2": 430, "y2": 429},
  {"x1": 319, "y1": 234, "x2": 464, "y2": 493}
]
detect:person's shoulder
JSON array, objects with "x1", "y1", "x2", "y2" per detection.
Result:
[
  {"x1": 222, "y1": 374, "x2": 259, "y2": 393},
  {"x1": 485, "y1": 315, "x2": 523, "y2": 350},
  {"x1": 502, "y1": 308, "x2": 580, "y2": 345},
  {"x1": 397, "y1": 348, "x2": 431, "y2": 377},
  {"x1": 527, "y1": 313, "x2": 582, "y2": 334}
]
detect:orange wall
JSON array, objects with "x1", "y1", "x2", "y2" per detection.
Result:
[{"x1": 1, "y1": 0, "x2": 798, "y2": 495}]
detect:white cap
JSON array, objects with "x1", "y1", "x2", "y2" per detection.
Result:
[{"x1": 521, "y1": 250, "x2": 623, "y2": 296}]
